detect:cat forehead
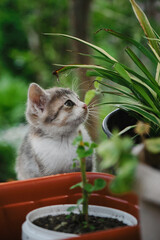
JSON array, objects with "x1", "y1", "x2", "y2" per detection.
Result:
[{"x1": 47, "y1": 87, "x2": 78, "y2": 101}]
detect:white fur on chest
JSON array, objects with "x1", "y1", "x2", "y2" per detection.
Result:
[{"x1": 31, "y1": 126, "x2": 91, "y2": 174}]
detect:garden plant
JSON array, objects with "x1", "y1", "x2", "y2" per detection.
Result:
[{"x1": 46, "y1": 0, "x2": 160, "y2": 138}]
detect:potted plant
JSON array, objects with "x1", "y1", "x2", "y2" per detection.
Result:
[
  {"x1": 0, "y1": 172, "x2": 140, "y2": 240},
  {"x1": 45, "y1": 0, "x2": 160, "y2": 139},
  {"x1": 44, "y1": 1, "x2": 160, "y2": 239},
  {"x1": 97, "y1": 127, "x2": 160, "y2": 240},
  {"x1": 21, "y1": 133, "x2": 138, "y2": 240},
  {"x1": 0, "y1": 132, "x2": 140, "y2": 240}
]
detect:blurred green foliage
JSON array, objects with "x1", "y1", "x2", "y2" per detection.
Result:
[
  {"x1": 0, "y1": 75, "x2": 27, "y2": 128},
  {"x1": 0, "y1": 142, "x2": 16, "y2": 182},
  {"x1": 0, "y1": 0, "x2": 159, "y2": 181}
]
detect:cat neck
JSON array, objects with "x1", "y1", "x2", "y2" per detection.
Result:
[{"x1": 29, "y1": 124, "x2": 84, "y2": 141}]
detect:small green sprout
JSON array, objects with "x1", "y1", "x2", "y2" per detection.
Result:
[{"x1": 68, "y1": 131, "x2": 106, "y2": 225}]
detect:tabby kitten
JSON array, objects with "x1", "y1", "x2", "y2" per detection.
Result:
[{"x1": 16, "y1": 83, "x2": 94, "y2": 180}]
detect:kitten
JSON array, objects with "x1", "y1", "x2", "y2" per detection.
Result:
[{"x1": 16, "y1": 83, "x2": 94, "y2": 180}]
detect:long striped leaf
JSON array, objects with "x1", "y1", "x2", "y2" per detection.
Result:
[
  {"x1": 156, "y1": 62, "x2": 160, "y2": 85},
  {"x1": 120, "y1": 104, "x2": 160, "y2": 126},
  {"x1": 131, "y1": 81, "x2": 158, "y2": 111},
  {"x1": 95, "y1": 101, "x2": 160, "y2": 126},
  {"x1": 67, "y1": 51, "x2": 114, "y2": 64},
  {"x1": 130, "y1": 0, "x2": 160, "y2": 56},
  {"x1": 45, "y1": 33, "x2": 118, "y2": 62},
  {"x1": 95, "y1": 81, "x2": 136, "y2": 100},
  {"x1": 105, "y1": 29, "x2": 157, "y2": 64},
  {"x1": 114, "y1": 63, "x2": 132, "y2": 84},
  {"x1": 126, "y1": 47, "x2": 157, "y2": 85},
  {"x1": 96, "y1": 69, "x2": 131, "y2": 88},
  {"x1": 53, "y1": 64, "x2": 108, "y2": 75}
]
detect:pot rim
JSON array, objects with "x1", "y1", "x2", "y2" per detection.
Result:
[
  {"x1": 102, "y1": 109, "x2": 120, "y2": 137},
  {"x1": 24, "y1": 204, "x2": 137, "y2": 237}
]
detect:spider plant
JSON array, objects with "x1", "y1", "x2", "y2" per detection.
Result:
[{"x1": 45, "y1": 0, "x2": 160, "y2": 137}]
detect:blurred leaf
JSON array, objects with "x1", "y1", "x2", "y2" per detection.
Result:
[
  {"x1": 72, "y1": 135, "x2": 83, "y2": 145},
  {"x1": 45, "y1": 33, "x2": 118, "y2": 62},
  {"x1": 145, "y1": 138, "x2": 160, "y2": 154},
  {"x1": 93, "y1": 178, "x2": 106, "y2": 191},
  {"x1": 67, "y1": 206, "x2": 77, "y2": 212},
  {"x1": 0, "y1": 142, "x2": 16, "y2": 182},
  {"x1": 90, "y1": 143, "x2": 98, "y2": 148},
  {"x1": 84, "y1": 89, "x2": 96, "y2": 105},
  {"x1": 84, "y1": 183, "x2": 94, "y2": 193},
  {"x1": 110, "y1": 155, "x2": 137, "y2": 194},
  {"x1": 70, "y1": 182, "x2": 82, "y2": 189},
  {"x1": 77, "y1": 198, "x2": 83, "y2": 205},
  {"x1": 76, "y1": 145, "x2": 93, "y2": 158}
]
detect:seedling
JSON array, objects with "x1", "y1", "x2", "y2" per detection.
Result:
[{"x1": 67, "y1": 131, "x2": 106, "y2": 225}]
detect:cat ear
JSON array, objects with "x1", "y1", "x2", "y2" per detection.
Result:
[{"x1": 28, "y1": 83, "x2": 49, "y2": 113}]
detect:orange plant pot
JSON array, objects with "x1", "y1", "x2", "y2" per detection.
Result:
[{"x1": 0, "y1": 172, "x2": 140, "y2": 240}]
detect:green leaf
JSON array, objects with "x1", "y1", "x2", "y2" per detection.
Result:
[
  {"x1": 67, "y1": 206, "x2": 77, "y2": 212},
  {"x1": 84, "y1": 89, "x2": 96, "y2": 105},
  {"x1": 77, "y1": 198, "x2": 84, "y2": 205},
  {"x1": 118, "y1": 125, "x2": 137, "y2": 136},
  {"x1": 145, "y1": 138, "x2": 160, "y2": 154},
  {"x1": 70, "y1": 182, "x2": 82, "y2": 189},
  {"x1": 72, "y1": 135, "x2": 82, "y2": 145},
  {"x1": 53, "y1": 64, "x2": 108, "y2": 75},
  {"x1": 76, "y1": 146, "x2": 93, "y2": 158},
  {"x1": 120, "y1": 104, "x2": 160, "y2": 126},
  {"x1": 84, "y1": 183, "x2": 94, "y2": 193},
  {"x1": 84, "y1": 142, "x2": 90, "y2": 147},
  {"x1": 125, "y1": 47, "x2": 156, "y2": 85},
  {"x1": 105, "y1": 28, "x2": 157, "y2": 64},
  {"x1": 72, "y1": 162, "x2": 77, "y2": 169},
  {"x1": 98, "y1": 140, "x2": 119, "y2": 169},
  {"x1": 90, "y1": 143, "x2": 98, "y2": 148},
  {"x1": 93, "y1": 179, "x2": 106, "y2": 191},
  {"x1": 131, "y1": 81, "x2": 158, "y2": 111},
  {"x1": 130, "y1": 0, "x2": 160, "y2": 56},
  {"x1": 45, "y1": 33, "x2": 118, "y2": 62},
  {"x1": 97, "y1": 81, "x2": 136, "y2": 100},
  {"x1": 110, "y1": 155, "x2": 137, "y2": 193},
  {"x1": 156, "y1": 62, "x2": 160, "y2": 85},
  {"x1": 94, "y1": 77, "x2": 103, "y2": 89},
  {"x1": 114, "y1": 63, "x2": 132, "y2": 83}
]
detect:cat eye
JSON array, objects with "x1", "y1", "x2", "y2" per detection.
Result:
[{"x1": 64, "y1": 100, "x2": 75, "y2": 107}]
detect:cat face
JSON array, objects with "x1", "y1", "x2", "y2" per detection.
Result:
[{"x1": 26, "y1": 83, "x2": 88, "y2": 134}]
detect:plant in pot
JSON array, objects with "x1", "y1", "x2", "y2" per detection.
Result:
[
  {"x1": 45, "y1": 0, "x2": 160, "y2": 138},
  {"x1": 44, "y1": 0, "x2": 160, "y2": 239},
  {"x1": 98, "y1": 124, "x2": 160, "y2": 240},
  {"x1": 22, "y1": 132, "x2": 138, "y2": 240}
]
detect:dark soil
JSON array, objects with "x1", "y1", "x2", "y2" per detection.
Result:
[{"x1": 33, "y1": 213, "x2": 127, "y2": 234}]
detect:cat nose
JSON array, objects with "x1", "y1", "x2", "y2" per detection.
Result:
[{"x1": 82, "y1": 104, "x2": 87, "y2": 110}]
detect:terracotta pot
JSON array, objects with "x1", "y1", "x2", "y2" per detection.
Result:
[{"x1": 0, "y1": 172, "x2": 140, "y2": 240}]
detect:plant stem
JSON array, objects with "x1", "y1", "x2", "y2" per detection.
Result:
[
  {"x1": 79, "y1": 141, "x2": 88, "y2": 223},
  {"x1": 80, "y1": 157, "x2": 88, "y2": 222}
]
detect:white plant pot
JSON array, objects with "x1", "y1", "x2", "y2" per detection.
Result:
[
  {"x1": 22, "y1": 204, "x2": 137, "y2": 240},
  {"x1": 134, "y1": 163, "x2": 160, "y2": 240}
]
